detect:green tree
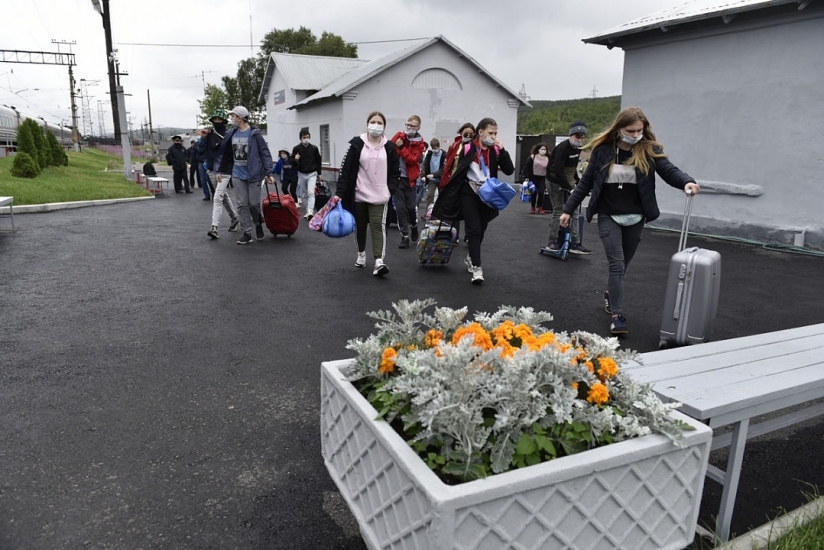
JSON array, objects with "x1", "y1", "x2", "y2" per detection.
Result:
[
  {"x1": 29, "y1": 120, "x2": 50, "y2": 169},
  {"x1": 45, "y1": 131, "x2": 65, "y2": 166},
  {"x1": 197, "y1": 84, "x2": 228, "y2": 126},
  {"x1": 11, "y1": 151, "x2": 41, "y2": 178},
  {"x1": 16, "y1": 119, "x2": 37, "y2": 163},
  {"x1": 517, "y1": 96, "x2": 622, "y2": 138}
]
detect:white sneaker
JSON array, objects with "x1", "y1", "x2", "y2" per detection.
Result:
[
  {"x1": 470, "y1": 266, "x2": 484, "y2": 285},
  {"x1": 303, "y1": 209, "x2": 314, "y2": 220},
  {"x1": 355, "y1": 251, "x2": 366, "y2": 268},
  {"x1": 464, "y1": 255, "x2": 473, "y2": 273},
  {"x1": 373, "y1": 258, "x2": 389, "y2": 277}
]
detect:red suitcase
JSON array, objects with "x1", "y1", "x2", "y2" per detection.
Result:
[{"x1": 262, "y1": 180, "x2": 299, "y2": 237}]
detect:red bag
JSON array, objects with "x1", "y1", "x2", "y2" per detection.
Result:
[{"x1": 262, "y1": 180, "x2": 299, "y2": 237}]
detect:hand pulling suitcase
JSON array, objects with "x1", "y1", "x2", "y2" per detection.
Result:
[
  {"x1": 417, "y1": 220, "x2": 458, "y2": 266},
  {"x1": 659, "y1": 192, "x2": 721, "y2": 348},
  {"x1": 262, "y1": 180, "x2": 300, "y2": 237}
]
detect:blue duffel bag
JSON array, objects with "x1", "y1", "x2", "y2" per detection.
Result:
[
  {"x1": 322, "y1": 201, "x2": 356, "y2": 238},
  {"x1": 478, "y1": 155, "x2": 516, "y2": 210}
]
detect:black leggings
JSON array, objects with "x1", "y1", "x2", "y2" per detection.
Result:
[
  {"x1": 529, "y1": 176, "x2": 546, "y2": 209},
  {"x1": 461, "y1": 183, "x2": 496, "y2": 267},
  {"x1": 281, "y1": 179, "x2": 298, "y2": 201}
]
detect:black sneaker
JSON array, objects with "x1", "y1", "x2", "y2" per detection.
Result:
[
  {"x1": 228, "y1": 219, "x2": 240, "y2": 232},
  {"x1": 236, "y1": 232, "x2": 253, "y2": 245},
  {"x1": 202, "y1": 197, "x2": 211, "y2": 201},
  {"x1": 569, "y1": 243, "x2": 592, "y2": 255},
  {"x1": 610, "y1": 314, "x2": 628, "y2": 335},
  {"x1": 255, "y1": 224, "x2": 265, "y2": 240},
  {"x1": 604, "y1": 291, "x2": 612, "y2": 315},
  {"x1": 207, "y1": 226, "x2": 219, "y2": 239},
  {"x1": 398, "y1": 235, "x2": 410, "y2": 249},
  {"x1": 410, "y1": 225, "x2": 419, "y2": 242}
]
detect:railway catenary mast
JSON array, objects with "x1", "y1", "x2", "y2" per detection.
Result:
[{"x1": 90, "y1": 0, "x2": 120, "y2": 141}]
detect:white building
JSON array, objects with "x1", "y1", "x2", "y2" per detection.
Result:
[
  {"x1": 258, "y1": 36, "x2": 529, "y2": 182},
  {"x1": 585, "y1": 0, "x2": 824, "y2": 249}
]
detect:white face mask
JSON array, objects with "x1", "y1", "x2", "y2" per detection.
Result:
[
  {"x1": 281, "y1": 154, "x2": 288, "y2": 160},
  {"x1": 481, "y1": 136, "x2": 495, "y2": 147},
  {"x1": 620, "y1": 132, "x2": 642, "y2": 145},
  {"x1": 405, "y1": 129, "x2": 417, "y2": 138},
  {"x1": 461, "y1": 136, "x2": 472, "y2": 144},
  {"x1": 367, "y1": 123, "x2": 384, "y2": 137},
  {"x1": 569, "y1": 139, "x2": 583, "y2": 148},
  {"x1": 301, "y1": 138, "x2": 309, "y2": 145},
  {"x1": 538, "y1": 149, "x2": 547, "y2": 156}
]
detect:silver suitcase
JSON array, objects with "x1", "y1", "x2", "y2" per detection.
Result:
[{"x1": 659, "y1": 193, "x2": 721, "y2": 348}]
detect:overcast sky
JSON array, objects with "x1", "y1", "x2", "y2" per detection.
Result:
[{"x1": 3, "y1": 0, "x2": 686, "y2": 135}]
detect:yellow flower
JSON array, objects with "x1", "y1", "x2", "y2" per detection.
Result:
[
  {"x1": 451, "y1": 323, "x2": 494, "y2": 351},
  {"x1": 597, "y1": 357, "x2": 619, "y2": 379},
  {"x1": 378, "y1": 347, "x2": 397, "y2": 375},
  {"x1": 407, "y1": 344, "x2": 416, "y2": 351},
  {"x1": 424, "y1": 329, "x2": 443, "y2": 348},
  {"x1": 587, "y1": 382, "x2": 609, "y2": 405}
]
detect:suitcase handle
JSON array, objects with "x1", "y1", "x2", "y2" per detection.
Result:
[
  {"x1": 263, "y1": 177, "x2": 284, "y2": 210},
  {"x1": 678, "y1": 191, "x2": 695, "y2": 252}
]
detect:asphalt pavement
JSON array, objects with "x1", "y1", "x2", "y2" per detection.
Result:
[{"x1": 1, "y1": 174, "x2": 822, "y2": 549}]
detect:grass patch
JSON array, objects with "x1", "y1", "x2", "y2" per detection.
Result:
[
  {"x1": 0, "y1": 148, "x2": 151, "y2": 205},
  {"x1": 766, "y1": 495, "x2": 824, "y2": 550}
]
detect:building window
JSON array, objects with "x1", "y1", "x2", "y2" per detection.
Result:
[
  {"x1": 319, "y1": 124, "x2": 330, "y2": 164},
  {"x1": 411, "y1": 68, "x2": 462, "y2": 90}
]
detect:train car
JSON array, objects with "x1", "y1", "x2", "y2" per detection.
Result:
[{"x1": 0, "y1": 104, "x2": 75, "y2": 157}]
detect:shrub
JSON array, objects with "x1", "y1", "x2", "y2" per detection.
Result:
[
  {"x1": 45, "y1": 131, "x2": 65, "y2": 166},
  {"x1": 29, "y1": 120, "x2": 50, "y2": 169},
  {"x1": 10, "y1": 151, "x2": 41, "y2": 178},
  {"x1": 16, "y1": 120, "x2": 38, "y2": 163}
]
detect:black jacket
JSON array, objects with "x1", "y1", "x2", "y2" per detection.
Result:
[
  {"x1": 166, "y1": 143, "x2": 188, "y2": 171},
  {"x1": 292, "y1": 142, "x2": 322, "y2": 175},
  {"x1": 335, "y1": 136, "x2": 401, "y2": 214},
  {"x1": 549, "y1": 139, "x2": 581, "y2": 189},
  {"x1": 205, "y1": 124, "x2": 227, "y2": 170},
  {"x1": 422, "y1": 149, "x2": 447, "y2": 182},
  {"x1": 431, "y1": 142, "x2": 514, "y2": 221},
  {"x1": 563, "y1": 142, "x2": 694, "y2": 223}
]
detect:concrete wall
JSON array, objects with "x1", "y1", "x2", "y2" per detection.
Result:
[
  {"x1": 620, "y1": 13, "x2": 824, "y2": 248},
  {"x1": 262, "y1": 40, "x2": 522, "y2": 183}
]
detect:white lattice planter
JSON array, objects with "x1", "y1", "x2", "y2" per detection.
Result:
[{"x1": 321, "y1": 359, "x2": 713, "y2": 550}]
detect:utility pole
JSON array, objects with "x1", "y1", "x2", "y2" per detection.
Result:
[
  {"x1": 147, "y1": 89, "x2": 156, "y2": 155},
  {"x1": 52, "y1": 40, "x2": 80, "y2": 151},
  {"x1": 90, "y1": 0, "x2": 120, "y2": 141}
]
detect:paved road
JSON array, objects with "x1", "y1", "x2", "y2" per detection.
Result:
[{"x1": 1, "y1": 179, "x2": 822, "y2": 549}]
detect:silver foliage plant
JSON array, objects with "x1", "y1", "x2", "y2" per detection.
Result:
[{"x1": 345, "y1": 299, "x2": 690, "y2": 481}]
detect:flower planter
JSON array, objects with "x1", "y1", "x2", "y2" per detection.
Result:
[{"x1": 320, "y1": 359, "x2": 713, "y2": 550}]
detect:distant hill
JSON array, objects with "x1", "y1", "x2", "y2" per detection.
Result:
[{"x1": 517, "y1": 96, "x2": 621, "y2": 136}]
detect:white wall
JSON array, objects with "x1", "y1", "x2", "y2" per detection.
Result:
[{"x1": 621, "y1": 13, "x2": 824, "y2": 247}]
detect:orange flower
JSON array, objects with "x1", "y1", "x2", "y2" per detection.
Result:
[
  {"x1": 513, "y1": 323, "x2": 534, "y2": 341},
  {"x1": 489, "y1": 320, "x2": 514, "y2": 345},
  {"x1": 557, "y1": 343, "x2": 571, "y2": 354},
  {"x1": 584, "y1": 361, "x2": 595, "y2": 373},
  {"x1": 572, "y1": 382, "x2": 579, "y2": 390},
  {"x1": 424, "y1": 329, "x2": 443, "y2": 348},
  {"x1": 587, "y1": 382, "x2": 609, "y2": 405},
  {"x1": 597, "y1": 357, "x2": 618, "y2": 379},
  {"x1": 451, "y1": 323, "x2": 494, "y2": 351},
  {"x1": 406, "y1": 344, "x2": 416, "y2": 351},
  {"x1": 378, "y1": 347, "x2": 397, "y2": 375}
]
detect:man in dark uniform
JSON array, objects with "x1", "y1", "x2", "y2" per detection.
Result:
[{"x1": 166, "y1": 136, "x2": 191, "y2": 193}]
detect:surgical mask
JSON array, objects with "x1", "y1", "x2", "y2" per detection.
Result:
[
  {"x1": 405, "y1": 129, "x2": 417, "y2": 137},
  {"x1": 538, "y1": 149, "x2": 547, "y2": 156},
  {"x1": 569, "y1": 139, "x2": 583, "y2": 148},
  {"x1": 620, "y1": 132, "x2": 642, "y2": 145},
  {"x1": 461, "y1": 136, "x2": 472, "y2": 144},
  {"x1": 301, "y1": 138, "x2": 309, "y2": 145},
  {"x1": 367, "y1": 123, "x2": 384, "y2": 137},
  {"x1": 481, "y1": 136, "x2": 495, "y2": 147}
]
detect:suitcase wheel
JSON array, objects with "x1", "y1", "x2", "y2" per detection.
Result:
[{"x1": 658, "y1": 340, "x2": 668, "y2": 350}]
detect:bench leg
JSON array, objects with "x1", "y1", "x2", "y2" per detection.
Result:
[{"x1": 716, "y1": 418, "x2": 749, "y2": 542}]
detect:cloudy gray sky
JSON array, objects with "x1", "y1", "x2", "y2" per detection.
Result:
[{"x1": 3, "y1": 0, "x2": 684, "y2": 134}]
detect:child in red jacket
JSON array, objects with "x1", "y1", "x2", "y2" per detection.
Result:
[{"x1": 391, "y1": 115, "x2": 427, "y2": 248}]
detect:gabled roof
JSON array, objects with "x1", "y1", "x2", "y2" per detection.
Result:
[
  {"x1": 287, "y1": 35, "x2": 529, "y2": 110},
  {"x1": 258, "y1": 53, "x2": 369, "y2": 102},
  {"x1": 584, "y1": 0, "x2": 810, "y2": 47}
]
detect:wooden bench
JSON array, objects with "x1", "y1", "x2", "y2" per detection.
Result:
[
  {"x1": 624, "y1": 323, "x2": 824, "y2": 542},
  {"x1": 0, "y1": 196, "x2": 14, "y2": 232},
  {"x1": 145, "y1": 176, "x2": 169, "y2": 195}
]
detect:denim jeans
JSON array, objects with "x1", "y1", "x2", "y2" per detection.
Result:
[
  {"x1": 198, "y1": 162, "x2": 212, "y2": 198},
  {"x1": 549, "y1": 182, "x2": 579, "y2": 244},
  {"x1": 598, "y1": 215, "x2": 644, "y2": 315}
]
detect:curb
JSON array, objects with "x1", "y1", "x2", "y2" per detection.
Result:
[
  {"x1": 717, "y1": 496, "x2": 824, "y2": 549},
  {"x1": 0, "y1": 196, "x2": 155, "y2": 214}
]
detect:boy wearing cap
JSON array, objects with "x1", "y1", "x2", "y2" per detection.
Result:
[
  {"x1": 292, "y1": 128, "x2": 323, "y2": 219},
  {"x1": 544, "y1": 120, "x2": 592, "y2": 255},
  {"x1": 205, "y1": 110, "x2": 239, "y2": 239},
  {"x1": 213, "y1": 106, "x2": 275, "y2": 245},
  {"x1": 165, "y1": 135, "x2": 191, "y2": 193}
]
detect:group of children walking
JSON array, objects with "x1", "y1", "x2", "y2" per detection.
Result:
[{"x1": 192, "y1": 104, "x2": 701, "y2": 336}]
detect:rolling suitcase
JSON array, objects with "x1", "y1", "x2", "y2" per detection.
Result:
[
  {"x1": 314, "y1": 180, "x2": 332, "y2": 212},
  {"x1": 262, "y1": 180, "x2": 300, "y2": 237},
  {"x1": 659, "y1": 192, "x2": 721, "y2": 348},
  {"x1": 417, "y1": 220, "x2": 458, "y2": 266}
]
